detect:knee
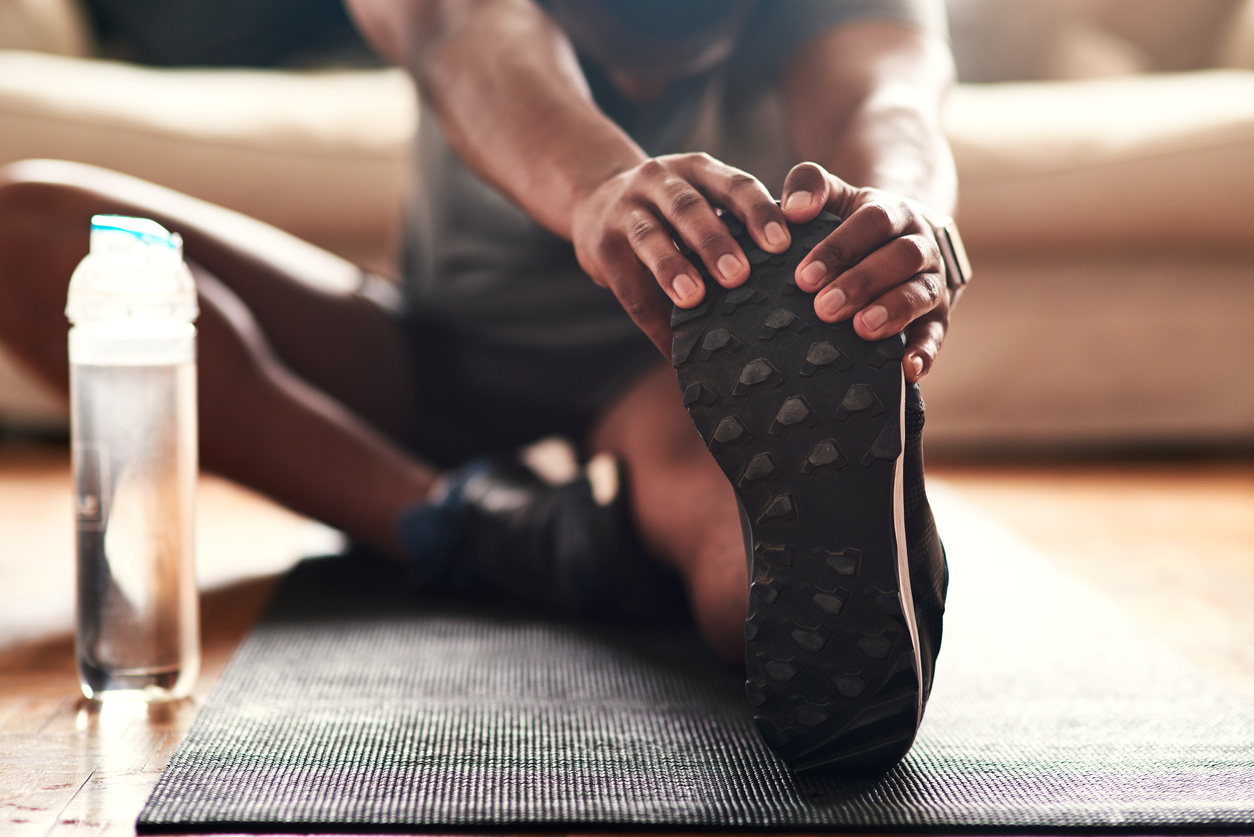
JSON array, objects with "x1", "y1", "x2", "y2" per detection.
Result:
[
  {"x1": 0, "y1": 168, "x2": 96, "y2": 330},
  {"x1": 0, "y1": 165, "x2": 111, "y2": 391},
  {"x1": 0, "y1": 162, "x2": 102, "y2": 280},
  {"x1": 1, "y1": 160, "x2": 78, "y2": 207},
  {"x1": 0, "y1": 160, "x2": 102, "y2": 231}
]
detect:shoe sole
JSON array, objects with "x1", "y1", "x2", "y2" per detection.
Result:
[{"x1": 672, "y1": 214, "x2": 922, "y2": 775}]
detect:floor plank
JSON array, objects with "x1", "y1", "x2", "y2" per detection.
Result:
[
  {"x1": 0, "y1": 442, "x2": 337, "y2": 652},
  {"x1": 937, "y1": 460, "x2": 1254, "y2": 698},
  {"x1": 0, "y1": 579, "x2": 277, "y2": 837}
]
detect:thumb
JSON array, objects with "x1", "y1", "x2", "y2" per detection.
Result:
[{"x1": 781, "y1": 162, "x2": 861, "y2": 225}]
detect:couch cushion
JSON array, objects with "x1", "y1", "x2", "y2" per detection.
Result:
[
  {"x1": 923, "y1": 253, "x2": 1254, "y2": 449},
  {"x1": 0, "y1": 50, "x2": 415, "y2": 265},
  {"x1": 947, "y1": 70, "x2": 1254, "y2": 250}
]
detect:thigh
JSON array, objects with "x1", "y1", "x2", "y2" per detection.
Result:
[{"x1": 0, "y1": 159, "x2": 417, "y2": 442}]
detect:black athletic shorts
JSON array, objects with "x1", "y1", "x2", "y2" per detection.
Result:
[{"x1": 396, "y1": 293, "x2": 662, "y2": 470}]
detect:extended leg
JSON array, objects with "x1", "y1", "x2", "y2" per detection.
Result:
[{"x1": 0, "y1": 160, "x2": 437, "y2": 557}]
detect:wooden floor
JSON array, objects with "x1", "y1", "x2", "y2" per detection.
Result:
[{"x1": 1, "y1": 440, "x2": 1252, "y2": 836}]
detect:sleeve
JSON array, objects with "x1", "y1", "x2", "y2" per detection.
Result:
[{"x1": 733, "y1": 0, "x2": 946, "y2": 82}]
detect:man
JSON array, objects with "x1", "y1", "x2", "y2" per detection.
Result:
[{"x1": 0, "y1": 0, "x2": 963, "y2": 773}]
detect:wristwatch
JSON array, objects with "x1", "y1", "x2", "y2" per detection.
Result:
[{"x1": 930, "y1": 217, "x2": 973, "y2": 298}]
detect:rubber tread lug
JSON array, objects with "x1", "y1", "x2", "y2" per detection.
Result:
[
  {"x1": 760, "y1": 308, "x2": 809, "y2": 341},
  {"x1": 671, "y1": 300, "x2": 711, "y2": 328},
  {"x1": 681, "y1": 382, "x2": 716, "y2": 408},
  {"x1": 733, "y1": 358, "x2": 784, "y2": 395},
  {"x1": 698, "y1": 328, "x2": 741, "y2": 361},
  {"x1": 671, "y1": 326, "x2": 703, "y2": 368},
  {"x1": 800, "y1": 341, "x2": 853, "y2": 376}
]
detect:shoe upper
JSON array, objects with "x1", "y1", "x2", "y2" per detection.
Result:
[{"x1": 903, "y1": 382, "x2": 948, "y2": 702}]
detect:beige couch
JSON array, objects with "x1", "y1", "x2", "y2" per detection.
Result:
[{"x1": 2, "y1": 0, "x2": 1252, "y2": 451}]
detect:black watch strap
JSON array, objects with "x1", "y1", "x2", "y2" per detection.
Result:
[{"x1": 932, "y1": 218, "x2": 972, "y2": 293}]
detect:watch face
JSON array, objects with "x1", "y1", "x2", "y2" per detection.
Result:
[{"x1": 937, "y1": 222, "x2": 972, "y2": 289}]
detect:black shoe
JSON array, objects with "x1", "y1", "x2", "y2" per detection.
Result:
[
  {"x1": 399, "y1": 452, "x2": 689, "y2": 623},
  {"x1": 903, "y1": 383, "x2": 948, "y2": 707},
  {"x1": 672, "y1": 211, "x2": 945, "y2": 776}
]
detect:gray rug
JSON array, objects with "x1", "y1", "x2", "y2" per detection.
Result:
[{"x1": 138, "y1": 489, "x2": 1254, "y2": 832}]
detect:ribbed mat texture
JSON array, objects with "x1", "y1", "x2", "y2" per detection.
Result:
[{"x1": 139, "y1": 491, "x2": 1254, "y2": 832}]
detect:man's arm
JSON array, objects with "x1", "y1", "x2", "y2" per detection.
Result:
[
  {"x1": 787, "y1": 20, "x2": 956, "y2": 211},
  {"x1": 345, "y1": 0, "x2": 793, "y2": 354},
  {"x1": 777, "y1": 16, "x2": 960, "y2": 382}
]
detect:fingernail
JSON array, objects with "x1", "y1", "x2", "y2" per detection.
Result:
[
  {"x1": 909, "y1": 355, "x2": 925, "y2": 379},
  {"x1": 861, "y1": 305, "x2": 888, "y2": 330},
  {"x1": 818, "y1": 287, "x2": 846, "y2": 317},
  {"x1": 717, "y1": 253, "x2": 743, "y2": 281},
  {"x1": 799, "y1": 260, "x2": 826, "y2": 288},
  {"x1": 673, "y1": 273, "x2": 698, "y2": 300},
  {"x1": 783, "y1": 191, "x2": 812, "y2": 212},
  {"x1": 764, "y1": 221, "x2": 787, "y2": 248}
]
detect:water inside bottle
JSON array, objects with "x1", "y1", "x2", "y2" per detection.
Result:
[{"x1": 72, "y1": 360, "x2": 199, "y2": 700}]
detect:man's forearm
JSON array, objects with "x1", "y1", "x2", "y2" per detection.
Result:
[
  {"x1": 784, "y1": 21, "x2": 957, "y2": 215},
  {"x1": 347, "y1": 0, "x2": 645, "y2": 239},
  {"x1": 824, "y1": 80, "x2": 956, "y2": 214}
]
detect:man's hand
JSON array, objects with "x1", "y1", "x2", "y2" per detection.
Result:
[
  {"x1": 780, "y1": 162, "x2": 952, "y2": 385},
  {"x1": 570, "y1": 153, "x2": 792, "y2": 355}
]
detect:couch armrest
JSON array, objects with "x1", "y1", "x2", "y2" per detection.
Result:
[
  {"x1": 947, "y1": 70, "x2": 1254, "y2": 251},
  {"x1": 0, "y1": 51, "x2": 416, "y2": 268}
]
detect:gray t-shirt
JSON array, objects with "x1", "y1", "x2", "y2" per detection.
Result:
[{"x1": 401, "y1": 0, "x2": 933, "y2": 418}]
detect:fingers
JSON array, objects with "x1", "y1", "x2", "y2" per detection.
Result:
[
  {"x1": 804, "y1": 226, "x2": 947, "y2": 377},
  {"x1": 680, "y1": 154, "x2": 791, "y2": 255},
  {"x1": 796, "y1": 199, "x2": 913, "y2": 294},
  {"x1": 838, "y1": 269, "x2": 944, "y2": 388},
  {"x1": 848, "y1": 264, "x2": 945, "y2": 342},
  {"x1": 777, "y1": 161, "x2": 953, "y2": 382},
  {"x1": 575, "y1": 156, "x2": 859, "y2": 359},
  {"x1": 811, "y1": 231, "x2": 939, "y2": 320},
  {"x1": 607, "y1": 253, "x2": 674, "y2": 357},
  {"x1": 780, "y1": 162, "x2": 831, "y2": 224},
  {"x1": 618, "y1": 155, "x2": 790, "y2": 306},
  {"x1": 642, "y1": 155, "x2": 789, "y2": 295},
  {"x1": 902, "y1": 308, "x2": 947, "y2": 384},
  {"x1": 643, "y1": 173, "x2": 750, "y2": 290},
  {"x1": 621, "y1": 205, "x2": 708, "y2": 307}
]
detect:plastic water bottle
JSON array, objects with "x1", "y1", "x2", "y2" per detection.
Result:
[{"x1": 67, "y1": 215, "x2": 200, "y2": 701}]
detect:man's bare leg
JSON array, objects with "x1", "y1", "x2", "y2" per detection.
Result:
[
  {"x1": 588, "y1": 363, "x2": 747, "y2": 661},
  {"x1": 0, "y1": 160, "x2": 437, "y2": 558}
]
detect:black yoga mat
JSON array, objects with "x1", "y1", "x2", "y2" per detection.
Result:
[{"x1": 139, "y1": 492, "x2": 1254, "y2": 832}]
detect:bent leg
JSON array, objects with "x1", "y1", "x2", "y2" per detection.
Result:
[
  {"x1": 588, "y1": 362, "x2": 747, "y2": 661},
  {"x1": 0, "y1": 159, "x2": 416, "y2": 439},
  {"x1": 0, "y1": 160, "x2": 437, "y2": 557}
]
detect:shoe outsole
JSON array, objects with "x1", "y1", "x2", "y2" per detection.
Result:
[{"x1": 673, "y1": 213, "x2": 922, "y2": 776}]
